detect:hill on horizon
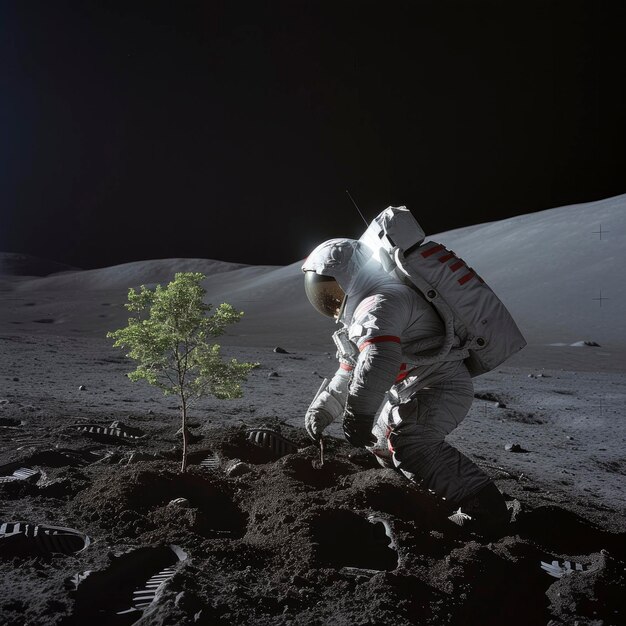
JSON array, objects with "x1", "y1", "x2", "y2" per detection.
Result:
[
  {"x1": 1, "y1": 194, "x2": 625, "y2": 353},
  {"x1": 0, "y1": 252, "x2": 80, "y2": 277}
]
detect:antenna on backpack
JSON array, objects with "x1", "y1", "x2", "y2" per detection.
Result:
[{"x1": 346, "y1": 189, "x2": 369, "y2": 227}]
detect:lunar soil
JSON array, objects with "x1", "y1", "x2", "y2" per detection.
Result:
[{"x1": 1, "y1": 333, "x2": 625, "y2": 626}]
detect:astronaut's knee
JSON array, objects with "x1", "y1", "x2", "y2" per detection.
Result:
[
  {"x1": 389, "y1": 426, "x2": 444, "y2": 478},
  {"x1": 390, "y1": 422, "x2": 444, "y2": 452}
]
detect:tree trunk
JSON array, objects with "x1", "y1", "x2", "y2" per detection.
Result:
[{"x1": 180, "y1": 396, "x2": 188, "y2": 473}]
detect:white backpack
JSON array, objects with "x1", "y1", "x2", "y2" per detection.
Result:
[{"x1": 359, "y1": 206, "x2": 526, "y2": 377}]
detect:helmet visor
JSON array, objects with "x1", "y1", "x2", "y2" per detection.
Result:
[{"x1": 304, "y1": 272, "x2": 345, "y2": 318}]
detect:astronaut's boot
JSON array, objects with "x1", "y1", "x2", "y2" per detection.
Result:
[{"x1": 448, "y1": 482, "x2": 510, "y2": 538}]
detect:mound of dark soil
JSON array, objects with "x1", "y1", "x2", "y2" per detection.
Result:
[{"x1": 1, "y1": 422, "x2": 625, "y2": 626}]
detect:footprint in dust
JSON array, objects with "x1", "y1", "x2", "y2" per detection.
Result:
[{"x1": 71, "y1": 545, "x2": 187, "y2": 625}]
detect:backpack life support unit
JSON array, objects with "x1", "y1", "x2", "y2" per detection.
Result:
[{"x1": 359, "y1": 206, "x2": 527, "y2": 377}]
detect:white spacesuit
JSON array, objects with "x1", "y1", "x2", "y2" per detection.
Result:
[{"x1": 303, "y1": 237, "x2": 509, "y2": 532}]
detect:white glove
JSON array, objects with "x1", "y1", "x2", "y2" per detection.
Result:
[
  {"x1": 304, "y1": 390, "x2": 344, "y2": 441},
  {"x1": 305, "y1": 406, "x2": 335, "y2": 441}
]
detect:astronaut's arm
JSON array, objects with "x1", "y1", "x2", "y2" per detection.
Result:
[
  {"x1": 343, "y1": 339, "x2": 403, "y2": 446},
  {"x1": 349, "y1": 339, "x2": 402, "y2": 413},
  {"x1": 304, "y1": 364, "x2": 351, "y2": 440},
  {"x1": 306, "y1": 364, "x2": 351, "y2": 416}
]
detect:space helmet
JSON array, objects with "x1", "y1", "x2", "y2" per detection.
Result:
[
  {"x1": 302, "y1": 238, "x2": 366, "y2": 319},
  {"x1": 303, "y1": 272, "x2": 345, "y2": 318}
]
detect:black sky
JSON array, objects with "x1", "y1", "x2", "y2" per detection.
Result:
[{"x1": 1, "y1": 0, "x2": 625, "y2": 269}]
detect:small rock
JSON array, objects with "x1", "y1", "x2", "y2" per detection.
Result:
[
  {"x1": 268, "y1": 372, "x2": 279, "y2": 378},
  {"x1": 147, "y1": 409, "x2": 154, "y2": 415},
  {"x1": 505, "y1": 443, "x2": 524, "y2": 453},
  {"x1": 474, "y1": 392, "x2": 500, "y2": 402},
  {"x1": 527, "y1": 374, "x2": 535, "y2": 378},
  {"x1": 274, "y1": 346, "x2": 289, "y2": 354},
  {"x1": 495, "y1": 402, "x2": 507, "y2": 409},
  {"x1": 12, "y1": 377, "x2": 19, "y2": 382},
  {"x1": 78, "y1": 385, "x2": 86, "y2": 391},
  {"x1": 167, "y1": 497, "x2": 190, "y2": 508}
]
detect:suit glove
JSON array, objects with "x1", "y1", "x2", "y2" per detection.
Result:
[
  {"x1": 305, "y1": 387, "x2": 345, "y2": 441},
  {"x1": 305, "y1": 406, "x2": 335, "y2": 441}
]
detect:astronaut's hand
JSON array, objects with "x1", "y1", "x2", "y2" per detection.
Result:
[
  {"x1": 305, "y1": 407, "x2": 335, "y2": 441},
  {"x1": 342, "y1": 408, "x2": 376, "y2": 448}
]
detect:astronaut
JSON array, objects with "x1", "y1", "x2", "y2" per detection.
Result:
[{"x1": 302, "y1": 237, "x2": 509, "y2": 534}]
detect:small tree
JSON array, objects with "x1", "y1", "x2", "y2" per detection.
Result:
[{"x1": 107, "y1": 272, "x2": 257, "y2": 472}]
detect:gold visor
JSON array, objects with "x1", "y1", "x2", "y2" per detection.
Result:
[{"x1": 304, "y1": 272, "x2": 345, "y2": 318}]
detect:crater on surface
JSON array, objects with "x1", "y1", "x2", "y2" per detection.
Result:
[
  {"x1": 514, "y1": 505, "x2": 626, "y2": 558},
  {"x1": 309, "y1": 509, "x2": 398, "y2": 571},
  {"x1": 93, "y1": 469, "x2": 248, "y2": 539}
]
